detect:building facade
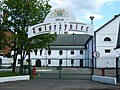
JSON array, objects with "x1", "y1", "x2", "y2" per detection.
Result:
[
  {"x1": 27, "y1": 8, "x2": 94, "y2": 67},
  {"x1": 95, "y1": 14, "x2": 120, "y2": 68},
  {"x1": 1, "y1": 8, "x2": 120, "y2": 68}
]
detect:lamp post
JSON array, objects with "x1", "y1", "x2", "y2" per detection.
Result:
[
  {"x1": 90, "y1": 16, "x2": 95, "y2": 24},
  {"x1": 90, "y1": 16, "x2": 95, "y2": 75}
]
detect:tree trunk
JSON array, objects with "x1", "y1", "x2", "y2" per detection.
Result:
[
  {"x1": 12, "y1": 31, "x2": 17, "y2": 73},
  {"x1": 19, "y1": 46, "x2": 24, "y2": 74},
  {"x1": 12, "y1": 52, "x2": 17, "y2": 72}
]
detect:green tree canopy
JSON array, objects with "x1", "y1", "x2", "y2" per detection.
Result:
[{"x1": 0, "y1": 0, "x2": 56, "y2": 73}]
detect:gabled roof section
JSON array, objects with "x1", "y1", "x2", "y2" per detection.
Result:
[
  {"x1": 115, "y1": 22, "x2": 120, "y2": 49},
  {"x1": 95, "y1": 14, "x2": 120, "y2": 33}
]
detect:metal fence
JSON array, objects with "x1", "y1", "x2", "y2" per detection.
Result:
[
  {"x1": 94, "y1": 57, "x2": 120, "y2": 83},
  {"x1": 35, "y1": 59, "x2": 92, "y2": 80}
]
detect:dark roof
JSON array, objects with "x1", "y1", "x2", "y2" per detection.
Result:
[
  {"x1": 95, "y1": 14, "x2": 120, "y2": 33},
  {"x1": 50, "y1": 34, "x2": 91, "y2": 46},
  {"x1": 115, "y1": 22, "x2": 120, "y2": 49}
]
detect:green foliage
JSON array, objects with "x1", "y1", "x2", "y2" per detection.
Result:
[
  {"x1": 0, "y1": 0, "x2": 56, "y2": 73},
  {"x1": 1, "y1": 0, "x2": 55, "y2": 54}
]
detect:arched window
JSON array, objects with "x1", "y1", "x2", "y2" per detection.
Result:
[
  {"x1": 104, "y1": 37, "x2": 111, "y2": 41},
  {"x1": 48, "y1": 50, "x2": 51, "y2": 56},
  {"x1": 59, "y1": 50, "x2": 63, "y2": 56}
]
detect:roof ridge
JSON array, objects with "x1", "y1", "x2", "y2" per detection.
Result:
[{"x1": 95, "y1": 14, "x2": 120, "y2": 33}]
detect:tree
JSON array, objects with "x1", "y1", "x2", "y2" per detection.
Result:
[
  {"x1": 1, "y1": 0, "x2": 56, "y2": 74},
  {"x1": 0, "y1": 1, "x2": 13, "y2": 56}
]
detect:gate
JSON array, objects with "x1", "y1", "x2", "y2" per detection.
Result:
[
  {"x1": 116, "y1": 57, "x2": 120, "y2": 83},
  {"x1": 35, "y1": 59, "x2": 92, "y2": 80}
]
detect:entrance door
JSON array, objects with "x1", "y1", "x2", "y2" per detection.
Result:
[
  {"x1": 80, "y1": 59, "x2": 83, "y2": 67},
  {"x1": 36, "y1": 59, "x2": 41, "y2": 67}
]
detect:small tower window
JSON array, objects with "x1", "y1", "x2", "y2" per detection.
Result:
[{"x1": 104, "y1": 37, "x2": 111, "y2": 41}]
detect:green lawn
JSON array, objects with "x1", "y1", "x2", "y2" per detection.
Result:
[{"x1": 0, "y1": 72, "x2": 22, "y2": 77}]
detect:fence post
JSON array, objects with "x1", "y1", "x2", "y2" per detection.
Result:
[
  {"x1": 116, "y1": 57, "x2": 119, "y2": 83},
  {"x1": 59, "y1": 59, "x2": 62, "y2": 79},
  {"x1": 102, "y1": 68, "x2": 105, "y2": 76}
]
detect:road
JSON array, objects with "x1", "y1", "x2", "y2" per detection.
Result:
[{"x1": 0, "y1": 79, "x2": 120, "y2": 90}]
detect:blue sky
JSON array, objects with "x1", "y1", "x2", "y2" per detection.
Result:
[{"x1": 49, "y1": 0, "x2": 120, "y2": 30}]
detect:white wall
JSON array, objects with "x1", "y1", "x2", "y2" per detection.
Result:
[
  {"x1": 30, "y1": 49, "x2": 87, "y2": 67},
  {"x1": 95, "y1": 16, "x2": 120, "y2": 68}
]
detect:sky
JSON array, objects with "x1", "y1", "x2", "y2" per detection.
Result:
[{"x1": 49, "y1": 0, "x2": 120, "y2": 30}]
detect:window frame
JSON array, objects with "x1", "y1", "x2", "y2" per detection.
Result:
[
  {"x1": 105, "y1": 49, "x2": 111, "y2": 53},
  {"x1": 104, "y1": 37, "x2": 111, "y2": 41}
]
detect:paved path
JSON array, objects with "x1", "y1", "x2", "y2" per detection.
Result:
[{"x1": 0, "y1": 79, "x2": 120, "y2": 90}]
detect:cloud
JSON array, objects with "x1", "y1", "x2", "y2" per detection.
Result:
[
  {"x1": 84, "y1": 13, "x2": 104, "y2": 21},
  {"x1": 49, "y1": 0, "x2": 120, "y2": 21}
]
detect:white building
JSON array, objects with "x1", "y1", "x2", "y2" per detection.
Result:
[
  {"x1": 95, "y1": 14, "x2": 120, "y2": 68},
  {"x1": 28, "y1": 8, "x2": 94, "y2": 67},
  {"x1": 1, "y1": 8, "x2": 120, "y2": 68}
]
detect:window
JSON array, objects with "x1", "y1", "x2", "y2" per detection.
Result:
[
  {"x1": 48, "y1": 59, "x2": 51, "y2": 64},
  {"x1": 38, "y1": 27, "x2": 42, "y2": 31},
  {"x1": 18, "y1": 59, "x2": 21, "y2": 64},
  {"x1": 33, "y1": 28, "x2": 35, "y2": 33},
  {"x1": 49, "y1": 25, "x2": 51, "y2": 30},
  {"x1": 104, "y1": 37, "x2": 111, "y2": 41},
  {"x1": 48, "y1": 50, "x2": 51, "y2": 55},
  {"x1": 71, "y1": 50, "x2": 74, "y2": 55},
  {"x1": 70, "y1": 25, "x2": 72, "y2": 29},
  {"x1": 59, "y1": 25, "x2": 61, "y2": 30},
  {"x1": 80, "y1": 50, "x2": 83, "y2": 54},
  {"x1": 54, "y1": 25, "x2": 56, "y2": 30},
  {"x1": 105, "y1": 49, "x2": 111, "y2": 53},
  {"x1": 26, "y1": 59, "x2": 29, "y2": 62},
  {"x1": 40, "y1": 50, "x2": 42, "y2": 56},
  {"x1": 59, "y1": 50, "x2": 63, "y2": 56},
  {"x1": 59, "y1": 59, "x2": 62, "y2": 64},
  {"x1": 71, "y1": 59, "x2": 74, "y2": 64}
]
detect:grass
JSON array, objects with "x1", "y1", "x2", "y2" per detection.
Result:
[{"x1": 0, "y1": 72, "x2": 22, "y2": 77}]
